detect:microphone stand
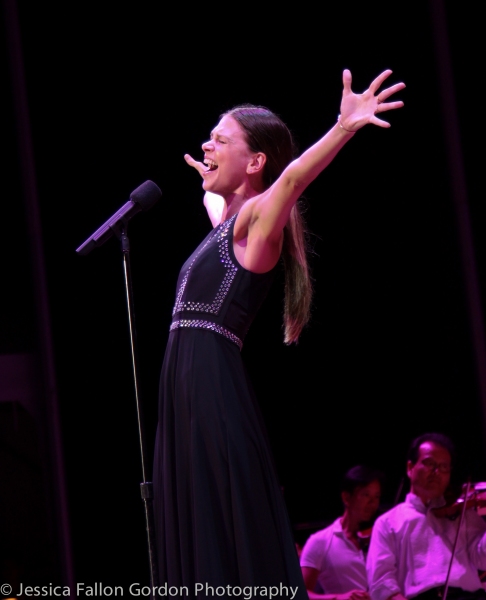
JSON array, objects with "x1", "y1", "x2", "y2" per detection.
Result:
[
  {"x1": 77, "y1": 181, "x2": 162, "y2": 595},
  {"x1": 112, "y1": 221, "x2": 159, "y2": 595}
]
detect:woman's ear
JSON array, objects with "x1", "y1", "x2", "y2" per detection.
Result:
[
  {"x1": 341, "y1": 491, "x2": 351, "y2": 508},
  {"x1": 247, "y1": 152, "x2": 266, "y2": 175}
]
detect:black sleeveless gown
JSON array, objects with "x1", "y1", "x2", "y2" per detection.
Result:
[{"x1": 153, "y1": 214, "x2": 307, "y2": 597}]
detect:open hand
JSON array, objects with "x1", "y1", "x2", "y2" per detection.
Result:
[
  {"x1": 339, "y1": 69, "x2": 405, "y2": 132},
  {"x1": 184, "y1": 153, "x2": 207, "y2": 177},
  {"x1": 184, "y1": 154, "x2": 224, "y2": 224}
]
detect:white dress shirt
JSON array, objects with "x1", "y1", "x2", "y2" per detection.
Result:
[
  {"x1": 300, "y1": 518, "x2": 368, "y2": 593},
  {"x1": 367, "y1": 493, "x2": 486, "y2": 600}
]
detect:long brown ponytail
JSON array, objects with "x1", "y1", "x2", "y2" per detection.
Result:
[{"x1": 223, "y1": 105, "x2": 312, "y2": 344}]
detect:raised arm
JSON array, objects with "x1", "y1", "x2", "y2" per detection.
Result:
[
  {"x1": 252, "y1": 69, "x2": 405, "y2": 242},
  {"x1": 183, "y1": 69, "x2": 405, "y2": 273}
]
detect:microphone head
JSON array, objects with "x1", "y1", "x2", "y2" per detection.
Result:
[{"x1": 130, "y1": 180, "x2": 162, "y2": 211}]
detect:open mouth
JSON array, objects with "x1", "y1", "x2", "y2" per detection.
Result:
[{"x1": 204, "y1": 158, "x2": 218, "y2": 172}]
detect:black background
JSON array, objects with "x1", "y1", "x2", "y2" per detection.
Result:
[{"x1": 1, "y1": 0, "x2": 485, "y2": 589}]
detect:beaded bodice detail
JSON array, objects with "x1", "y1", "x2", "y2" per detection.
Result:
[
  {"x1": 172, "y1": 215, "x2": 238, "y2": 316},
  {"x1": 170, "y1": 214, "x2": 275, "y2": 349}
]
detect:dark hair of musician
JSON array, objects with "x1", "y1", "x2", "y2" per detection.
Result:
[
  {"x1": 407, "y1": 432, "x2": 456, "y2": 466},
  {"x1": 222, "y1": 104, "x2": 312, "y2": 344},
  {"x1": 340, "y1": 465, "x2": 385, "y2": 495}
]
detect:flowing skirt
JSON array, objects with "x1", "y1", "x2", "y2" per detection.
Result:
[{"x1": 152, "y1": 328, "x2": 307, "y2": 598}]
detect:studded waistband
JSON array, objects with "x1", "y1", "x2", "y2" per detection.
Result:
[{"x1": 169, "y1": 319, "x2": 243, "y2": 351}]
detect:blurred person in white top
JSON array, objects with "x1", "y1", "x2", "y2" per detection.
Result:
[{"x1": 300, "y1": 465, "x2": 383, "y2": 600}]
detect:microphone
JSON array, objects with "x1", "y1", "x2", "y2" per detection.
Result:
[{"x1": 76, "y1": 180, "x2": 162, "y2": 255}]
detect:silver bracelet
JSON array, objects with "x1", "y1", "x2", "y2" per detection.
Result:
[{"x1": 337, "y1": 115, "x2": 356, "y2": 134}]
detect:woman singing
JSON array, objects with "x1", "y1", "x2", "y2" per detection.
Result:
[{"x1": 152, "y1": 68, "x2": 405, "y2": 596}]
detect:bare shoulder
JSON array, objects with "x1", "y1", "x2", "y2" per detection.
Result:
[
  {"x1": 233, "y1": 192, "x2": 283, "y2": 274},
  {"x1": 233, "y1": 194, "x2": 264, "y2": 241}
]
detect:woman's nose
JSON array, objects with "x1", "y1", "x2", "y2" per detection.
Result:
[{"x1": 202, "y1": 139, "x2": 213, "y2": 152}]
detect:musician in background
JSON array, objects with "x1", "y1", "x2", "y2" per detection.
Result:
[
  {"x1": 300, "y1": 465, "x2": 383, "y2": 600},
  {"x1": 367, "y1": 432, "x2": 486, "y2": 600}
]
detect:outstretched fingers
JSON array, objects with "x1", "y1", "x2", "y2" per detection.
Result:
[
  {"x1": 368, "y1": 69, "x2": 393, "y2": 94},
  {"x1": 376, "y1": 81, "x2": 406, "y2": 103},
  {"x1": 376, "y1": 100, "x2": 405, "y2": 114},
  {"x1": 184, "y1": 153, "x2": 207, "y2": 177},
  {"x1": 374, "y1": 76, "x2": 405, "y2": 121},
  {"x1": 370, "y1": 115, "x2": 392, "y2": 128},
  {"x1": 342, "y1": 68, "x2": 353, "y2": 94},
  {"x1": 340, "y1": 68, "x2": 405, "y2": 131}
]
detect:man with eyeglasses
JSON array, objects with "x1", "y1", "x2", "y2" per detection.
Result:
[{"x1": 367, "y1": 432, "x2": 486, "y2": 600}]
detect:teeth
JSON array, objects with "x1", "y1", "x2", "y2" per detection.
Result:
[{"x1": 204, "y1": 159, "x2": 218, "y2": 171}]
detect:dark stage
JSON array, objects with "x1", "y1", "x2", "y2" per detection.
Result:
[{"x1": 1, "y1": 0, "x2": 484, "y2": 592}]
